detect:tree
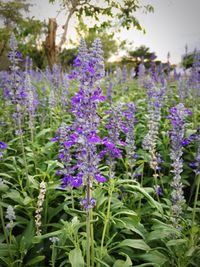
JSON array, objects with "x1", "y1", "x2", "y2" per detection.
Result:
[
  {"x1": 0, "y1": 0, "x2": 46, "y2": 70},
  {"x1": 128, "y1": 45, "x2": 156, "y2": 63},
  {"x1": 46, "y1": 0, "x2": 154, "y2": 67},
  {"x1": 181, "y1": 50, "x2": 200, "y2": 69}
]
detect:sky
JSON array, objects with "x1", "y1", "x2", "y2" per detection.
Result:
[{"x1": 30, "y1": 0, "x2": 200, "y2": 64}]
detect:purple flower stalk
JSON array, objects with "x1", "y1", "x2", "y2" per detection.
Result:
[
  {"x1": 190, "y1": 127, "x2": 200, "y2": 175},
  {"x1": 5, "y1": 33, "x2": 27, "y2": 136},
  {"x1": 24, "y1": 74, "x2": 38, "y2": 130},
  {"x1": 188, "y1": 50, "x2": 200, "y2": 97},
  {"x1": 168, "y1": 103, "x2": 192, "y2": 229},
  {"x1": 142, "y1": 78, "x2": 166, "y2": 172},
  {"x1": 57, "y1": 39, "x2": 106, "y2": 209},
  {"x1": 105, "y1": 71, "x2": 114, "y2": 104},
  {"x1": 123, "y1": 102, "x2": 137, "y2": 175},
  {"x1": 138, "y1": 60, "x2": 146, "y2": 87},
  {"x1": 101, "y1": 103, "x2": 127, "y2": 179}
]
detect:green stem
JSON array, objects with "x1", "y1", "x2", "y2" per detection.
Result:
[
  {"x1": 137, "y1": 170, "x2": 144, "y2": 210},
  {"x1": 190, "y1": 173, "x2": 200, "y2": 245},
  {"x1": 30, "y1": 122, "x2": 38, "y2": 175},
  {"x1": 18, "y1": 123, "x2": 29, "y2": 180},
  {"x1": 100, "y1": 180, "x2": 113, "y2": 257},
  {"x1": 71, "y1": 189, "x2": 74, "y2": 209},
  {"x1": 0, "y1": 204, "x2": 12, "y2": 260},
  {"x1": 51, "y1": 244, "x2": 56, "y2": 267},
  {"x1": 86, "y1": 177, "x2": 92, "y2": 267},
  {"x1": 90, "y1": 209, "x2": 94, "y2": 267}
]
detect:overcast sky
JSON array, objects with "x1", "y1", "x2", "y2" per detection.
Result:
[{"x1": 30, "y1": 0, "x2": 200, "y2": 64}]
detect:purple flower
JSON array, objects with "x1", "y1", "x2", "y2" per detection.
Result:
[
  {"x1": 168, "y1": 103, "x2": 191, "y2": 229},
  {"x1": 142, "y1": 78, "x2": 166, "y2": 171},
  {"x1": 87, "y1": 133, "x2": 101, "y2": 143},
  {"x1": 123, "y1": 102, "x2": 137, "y2": 172},
  {"x1": 95, "y1": 173, "x2": 107, "y2": 183},
  {"x1": 154, "y1": 185, "x2": 162, "y2": 196},
  {"x1": 0, "y1": 141, "x2": 8, "y2": 149},
  {"x1": 181, "y1": 138, "x2": 191, "y2": 146},
  {"x1": 70, "y1": 173, "x2": 83, "y2": 188},
  {"x1": 80, "y1": 198, "x2": 96, "y2": 209},
  {"x1": 190, "y1": 127, "x2": 200, "y2": 175},
  {"x1": 56, "y1": 39, "x2": 106, "y2": 208}
]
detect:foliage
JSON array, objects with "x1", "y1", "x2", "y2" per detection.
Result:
[
  {"x1": 0, "y1": 0, "x2": 47, "y2": 70},
  {"x1": 181, "y1": 51, "x2": 200, "y2": 69},
  {"x1": 0, "y1": 36, "x2": 200, "y2": 267}
]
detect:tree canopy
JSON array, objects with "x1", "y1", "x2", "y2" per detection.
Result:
[
  {"x1": 0, "y1": 0, "x2": 46, "y2": 70},
  {"x1": 49, "y1": 0, "x2": 154, "y2": 52}
]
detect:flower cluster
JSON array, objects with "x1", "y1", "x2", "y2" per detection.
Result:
[
  {"x1": 190, "y1": 126, "x2": 200, "y2": 175},
  {"x1": 5, "y1": 33, "x2": 26, "y2": 104},
  {"x1": 138, "y1": 60, "x2": 146, "y2": 87},
  {"x1": 56, "y1": 39, "x2": 106, "y2": 209},
  {"x1": 142, "y1": 78, "x2": 166, "y2": 172},
  {"x1": 4, "y1": 34, "x2": 27, "y2": 136},
  {"x1": 188, "y1": 50, "x2": 200, "y2": 97},
  {"x1": 168, "y1": 103, "x2": 192, "y2": 229},
  {"x1": 0, "y1": 141, "x2": 8, "y2": 160},
  {"x1": 123, "y1": 102, "x2": 137, "y2": 174},
  {"x1": 105, "y1": 71, "x2": 114, "y2": 104},
  {"x1": 99, "y1": 103, "x2": 127, "y2": 179}
]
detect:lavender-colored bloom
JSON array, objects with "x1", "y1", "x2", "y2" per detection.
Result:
[
  {"x1": 100, "y1": 103, "x2": 127, "y2": 179},
  {"x1": 154, "y1": 185, "x2": 162, "y2": 196},
  {"x1": 95, "y1": 173, "x2": 107, "y2": 183},
  {"x1": 103, "y1": 104, "x2": 126, "y2": 157},
  {"x1": 188, "y1": 50, "x2": 200, "y2": 97},
  {"x1": 178, "y1": 77, "x2": 189, "y2": 100},
  {"x1": 123, "y1": 102, "x2": 137, "y2": 173},
  {"x1": 142, "y1": 78, "x2": 166, "y2": 171},
  {"x1": 0, "y1": 141, "x2": 7, "y2": 149},
  {"x1": 168, "y1": 103, "x2": 191, "y2": 229},
  {"x1": 149, "y1": 53, "x2": 158, "y2": 82},
  {"x1": 138, "y1": 60, "x2": 146, "y2": 87},
  {"x1": 105, "y1": 71, "x2": 114, "y2": 104},
  {"x1": 24, "y1": 74, "x2": 38, "y2": 130},
  {"x1": 6, "y1": 33, "x2": 26, "y2": 104},
  {"x1": 190, "y1": 127, "x2": 200, "y2": 175},
  {"x1": 56, "y1": 39, "x2": 106, "y2": 208},
  {"x1": 0, "y1": 141, "x2": 8, "y2": 160},
  {"x1": 80, "y1": 198, "x2": 96, "y2": 209},
  {"x1": 4, "y1": 34, "x2": 27, "y2": 136}
]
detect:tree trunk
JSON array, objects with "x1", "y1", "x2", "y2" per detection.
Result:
[{"x1": 45, "y1": 18, "x2": 57, "y2": 70}]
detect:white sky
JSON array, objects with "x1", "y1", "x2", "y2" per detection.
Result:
[{"x1": 30, "y1": 0, "x2": 200, "y2": 64}]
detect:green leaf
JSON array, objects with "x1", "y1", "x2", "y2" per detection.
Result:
[
  {"x1": 20, "y1": 219, "x2": 35, "y2": 253},
  {"x1": 113, "y1": 253, "x2": 132, "y2": 267},
  {"x1": 113, "y1": 210, "x2": 138, "y2": 218},
  {"x1": 115, "y1": 239, "x2": 150, "y2": 251},
  {"x1": 123, "y1": 184, "x2": 163, "y2": 214},
  {"x1": 32, "y1": 230, "x2": 62, "y2": 243},
  {"x1": 166, "y1": 239, "x2": 187, "y2": 247},
  {"x1": 117, "y1": 217, "x2": 145, "y2": 238},
  {"x1": 25, "y1": 256, "x2": 45, "y2": 266},
  {"x1": 36, "y1": 128, "x2": 51, "y2": 139},
  {"x1": 69, "y1": 247, "x2": 85, "y2": 267},
  {"x1": 3, "y1": 190, "x2": 24, "y2": 205},
  {"x1": 137, "y1": 251, "x2": 168, "y2": 266}
]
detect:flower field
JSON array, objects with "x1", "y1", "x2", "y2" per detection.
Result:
[{"x1": 0, "y1": 34, "x2": 200, "y2": 267}]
